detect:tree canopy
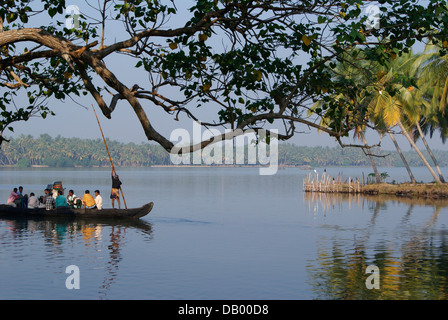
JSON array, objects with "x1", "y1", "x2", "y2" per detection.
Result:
[{"x1": 1, "y1": 0, "x2": 448, "y2": 153}]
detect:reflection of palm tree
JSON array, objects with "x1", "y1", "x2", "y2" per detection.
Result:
[
  {"x1": 398, "y1": 205, "x2": 446, "y2": 299},
  {"x1": 306, "y1": 194, "x2": 448, "y2": 299}
]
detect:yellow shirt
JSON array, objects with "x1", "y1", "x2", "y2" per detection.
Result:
[{"x1": 83, "y1": 193, "x2": 95, "y2": 207}]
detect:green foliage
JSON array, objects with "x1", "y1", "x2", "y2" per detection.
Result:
[
  {"x1": 1, "y1": 135, "x2": 447, "y2": 168},
  {"x1": 2, "y1": 0, "x2": 448, "y2": 151},
  {"x1": 368, "y1": 171, "x2": 389, "y2": 182},
  {"x1": 0, "y1": 134, "x2": 171, "y2": 167}
]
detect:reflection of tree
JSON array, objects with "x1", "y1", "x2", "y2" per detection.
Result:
[
  {"x1": 303, "y1": 192, "x2": 448, "y2": 213},
  {"x1": 310, "y1": 242, "x2": 370, "y2": 299},
  {"x1": 309, "y1": 234, "x2": 448, "y2": 299},
  {"x1": 307, "y1": 196, "x2": 448, "y2": 299}
]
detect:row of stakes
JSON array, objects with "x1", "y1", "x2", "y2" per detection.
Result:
[{"x1": 303, "y1": 171, "x2": 363, "y2": 193}]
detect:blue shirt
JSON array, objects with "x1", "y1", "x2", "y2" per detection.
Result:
[{"x1": 55, "y1": 195, "x2": 68, "y2": 208}]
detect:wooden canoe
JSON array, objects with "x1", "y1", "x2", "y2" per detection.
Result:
[{"x1": 0, "y1": 202, "x2": 154, "y2": 219}]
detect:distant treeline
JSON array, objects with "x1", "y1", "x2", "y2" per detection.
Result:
[{"x1": 0, "y1": 134, "x2": 447, "y2": 168}]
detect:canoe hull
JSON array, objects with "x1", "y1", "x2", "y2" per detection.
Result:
[{"x1": 0, "y1": 202, "x2": 154, "y2": 219}]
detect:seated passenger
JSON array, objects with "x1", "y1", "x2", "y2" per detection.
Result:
[
  {"x1": 17, "y1": 186, "x2": 28, "y2": 208},
  {"x1": 73, "y1": 197, "x2": 83, "y2": 208},
  {"x1": 55, "y1": 190, "x2": 69, "y2": 208},
  {"x1": 66, "y1": 190, "x2": 77, "y2": 208},
  {"x1": 82, "y1": 190, "x2": 96, "y2": 209},
  {"x1": 44, "y1": 188, "x2": 55, "y2": 210},
  {"x1": 94, "y1": 190, "x2": 103, "y2": 210},
  {"x1": 28, "y1": 192, "x2": 39, "y2": 209},
  {"x1": 7, "y1": 188, "x2": 19, "y2": 207}
]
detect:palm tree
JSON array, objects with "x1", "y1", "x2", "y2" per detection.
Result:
[
  {"x1": 313, "y1": 51, "x2": 419, "y2": 183},
  {"x1": 370, "y1": 86, "x2": 442, "y2": 183},
  {"x1": 361, "y1": 49, "x2": 443, "y2": 183},
  {"x1": 336, "y1": 50, "x2": 429, "y2": 184},
  {"x1": 311, "y1": 52, "x2": 385, "y2": 184},
  {"x1": 387, "y1": 129, "x2": 417, "y2": 183},
  {"x1": 372, "y1": 105, "x2": 417, "y2": 184},
  {"x1": 312, "y1": 48, "x2": 444, "y2": 183},
  {"x1": 415, "y1": 116, "x2": 446, "y2": 182},
  {"x1": 310, "y1": 94, "x2": 384, "y2": 183},
  {"x1": 411, "y1": 44, "x2": 448, "y2": 182}
]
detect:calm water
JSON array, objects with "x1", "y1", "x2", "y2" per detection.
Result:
[{"x1": 1, "y1": 166, "x2": 448, "y2": 300}]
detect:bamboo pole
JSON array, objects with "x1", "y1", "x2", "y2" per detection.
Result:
[{"x1": 92, "y1": 105, "x2": 127, "y2": 209}]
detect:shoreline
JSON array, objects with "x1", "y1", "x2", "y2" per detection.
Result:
[
  {"x1": 0, "y1": 164, "x2": 314, "y2": 169},
  {"x1": 361, "y1": 183, "x2": 448, "y2": 199},
  {"x1": 304, "y1": 182, "x2": 448, "y2": 199}
]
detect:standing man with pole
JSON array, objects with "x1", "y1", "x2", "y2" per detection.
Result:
[
  {"x1": 111, "y1": 171, "x2": 122, "y2": 209},
  {"x1": 92, "y1": 105, "x2": 127, "y2": 209}
]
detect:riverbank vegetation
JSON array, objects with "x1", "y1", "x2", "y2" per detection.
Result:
[
  {"x1": 361, "y1": 183, "x2": 448, "y2": 199},
  {"x1": 1, "y1": 134, "x2": 447, "y2": 169}
]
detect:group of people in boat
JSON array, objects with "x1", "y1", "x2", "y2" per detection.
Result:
[
  {"x1": 6, "y1": 172, "x2": 123, "y2": 211},
  {"x1": 7, "y1": 186, "x2": 30, "y2": 208}
]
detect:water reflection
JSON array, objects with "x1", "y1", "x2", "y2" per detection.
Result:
[
  {"x1": 304, "y1": 191, "x2": 448, "y2": 217},
  {"x1": 0, "y1": 216, "x2": 153, "y2": 299},
  {"x1": 304, "y1": 192, "x2": 448, "y2": 300}
]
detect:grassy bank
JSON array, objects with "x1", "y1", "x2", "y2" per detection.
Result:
[{"x1": 361, "y1": 183, "x2": 448, "y2": 199}]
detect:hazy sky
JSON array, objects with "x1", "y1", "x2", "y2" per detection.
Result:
[{"x1": 4, "y1": 0, "x2": 447, "y2": 153}]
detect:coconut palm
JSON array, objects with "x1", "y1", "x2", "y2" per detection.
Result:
[
  {"x1": 310, "y1": 93, "x2": 383, "y2": 183},
  {"x1": 387, "y1": 130, "x2": 417, "y2": 183},
  {"x1": 360, "y1": 48, "x2": 444, "y2": 184},
  {"x1": 312, "y1": 48, "x2": 444, "y2": 183},
  {"x1": 371, "y1": 95, "x2": 417, "y2": 183},
  {"x1": 414, "y1": 112, "x2": 446, "y2": 182},
  {"x1": 411, "y1": 44, "x2": 448, "y2": 182},
  {"x1": 312, "y1": 51, "x2": 418, "y2": 183},
  {"x1": 362, "y1": 66, "x2": 417, "y2": 183},
  {"x1": 311, "y1": 51, "x2": 388, "y2": 183},
  {"x1": 369, "y1": 85, "x2": 442, "y2": 183}
]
